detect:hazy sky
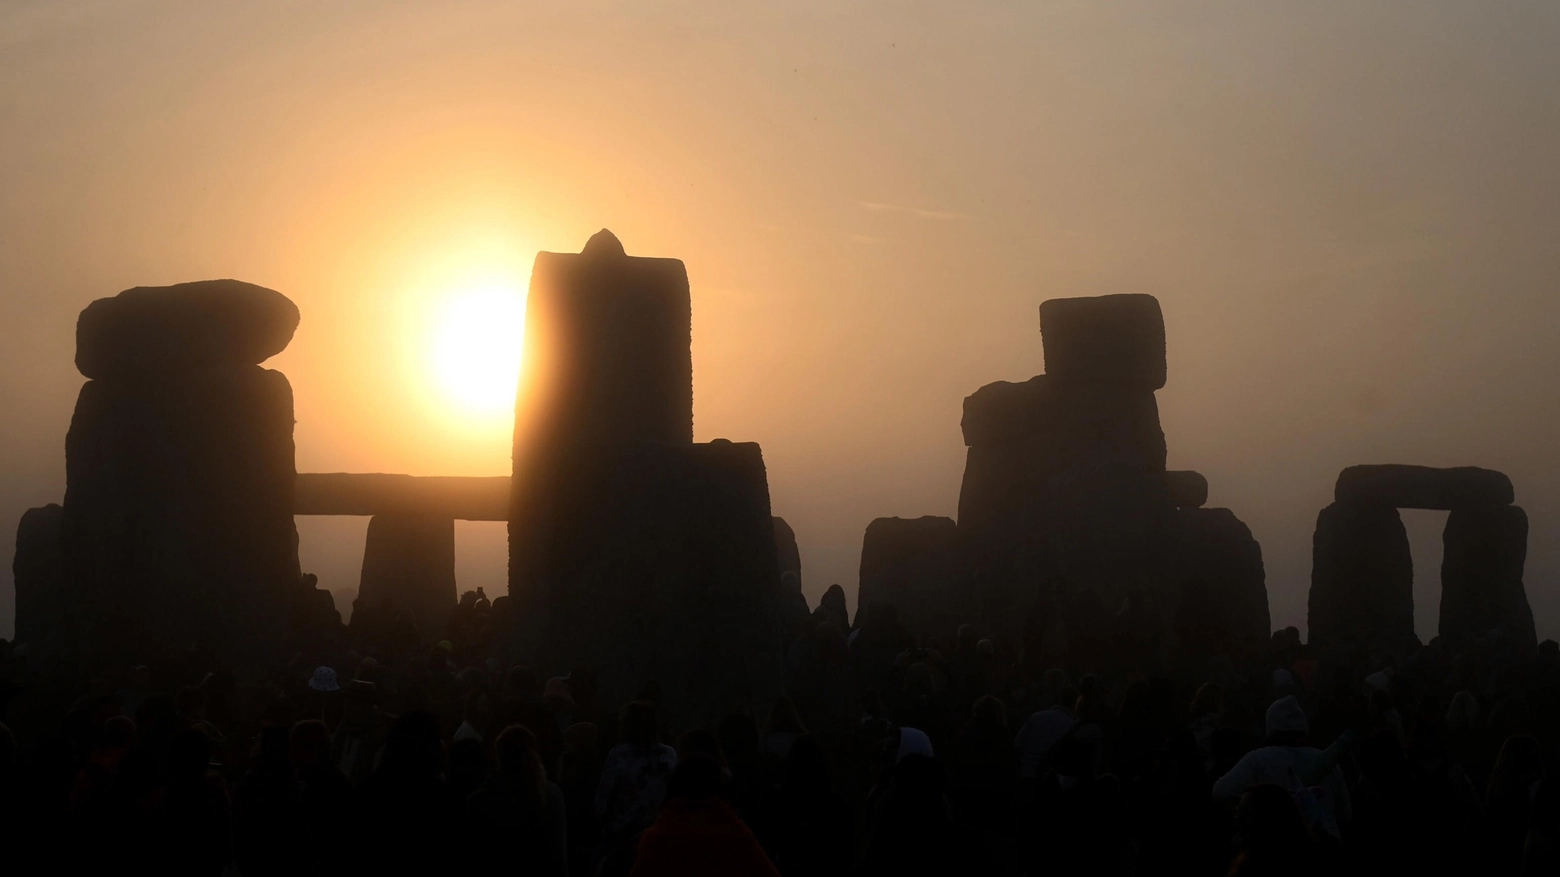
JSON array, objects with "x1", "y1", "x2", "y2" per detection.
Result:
[{"x1": 4, "y1": 1, "x2": 1559, "y2": 642}]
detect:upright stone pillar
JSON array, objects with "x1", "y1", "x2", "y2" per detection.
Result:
[
  {"x1": 12, "y1": 504, "x2": 69, "y2": 654},
  {"x1": 1174, "y1": 507, "x2": 1269, "y2": 658},
  {"x1": 1442, "y1": 505, "x2": 1535, "y2": 653},
  {"x1": 957, "y1": 294, "x2": 1174, "y2": 662},
  {"x1": 857, "y1": 515, "x2": 967, "y2": 642},
  {"x1": 62, "y1": 280, "x2": 301, "y2": 670},
  {"x1": 510, "y1": 231, "x2": 782, "y2": 722},
  {"x1": 359, "y1": 514, "x2": 457, "y2": 639},
  {"x1": 1308, "y1": 502, "x2": 1415, "y2": 658}
]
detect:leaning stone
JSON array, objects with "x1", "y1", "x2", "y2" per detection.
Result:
[
  {"x1": 1039, "y1": 294, "x2": 1167, "y2": 389},
  {"x1": 76, "y1": 280, "x2": 299, "y2": 379},
  {"x1": 1334, "y1": 464, "x2": 1513, "y2": 510},
  {"x1": 1174, "y1": 508, "x2": 1269, "y2": 657},
  {"x1": 1440, "y1": 505, "x2": 1535, "y2": 653},
  {"x1": 1165, "y1": 471, "x2": 1208, "y2": 508}
]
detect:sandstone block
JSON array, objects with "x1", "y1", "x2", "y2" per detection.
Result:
[
  {"x1": 1165, "y1": 471, "x2": 1208, "y2": 508},
  {"x1": 76, "y1": 280, "x2": 299, "y2": 379},
  {"x1": 1334, "y1": 464, "x2": 1513, "y2": 509},
  {"x1": 1039, "y1": 294, "x2": 1166, "y2": 389}
]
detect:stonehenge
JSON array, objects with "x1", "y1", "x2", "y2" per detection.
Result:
[
  {"x1": 1174, "y1": 508, "x2": 1270, "y2": 656},
  {"x1": 61, "y1": 280, "x2": 304, "y2": 670},
  {"x1": 509, "y1": 231, "x2": 784, "y2": 722},
  {"x1": 358, "y1": 514, "x2": 457, "y2": 636},
  {"x1": 1308, "y1": 465, "x2": 1535, "y2": 658},
  {"x1": 857, "y1": 516, "x2": 965, "y2": 642},
  {"x1": 12, "y1": 504, "x2": 68, "y2": 655},
  {"x1": 294, "y1": 473, "x2": 509, "y2": 520},
  {"x1": 1165, "y1": 471, "x2": 1209, "y2": 509}
]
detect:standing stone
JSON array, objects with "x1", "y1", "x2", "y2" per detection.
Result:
[
  {"x1": 1441, "y1": 505, "x2": 1535, "y2": 653},
  {"x1": 1174, "y1": 508, "x2": 1269, "y2": 659},
  {"x1": 359, "y1": 515, "x2": 457, "y2": 638},
  {"x1": 12, "y1": 504, "x2": 70, "y2": 653},
  {"x1": 1308, "y1": 503, "x2": 1415, "y2": 658},
  {"x1": 957, "y1": 370, "x2": 1173, "y2": 656},
  {"x1": 774, "y1": 517, "x2": 802, "y2": 585},
  {"x1": 1039, "y1": 294, "x2": 1167, "y2": 390},
  {"x1": 61, "y1": 280, "x2": 302, "y2": 670},
  {"x1": 773, "y1": 517, "x2": 811, "y2": 638},
  {"x1": 510, "y1": 232, "x2": 783, "y2": 724},
  {"x1": 857, "y1": 516, "x2": 966, "y2": 642}
]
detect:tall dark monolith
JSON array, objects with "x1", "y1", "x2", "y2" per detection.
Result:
[
  {"x1": 1309, "y1": 502, "x2": 1415, "y2": 658},
  {"x1": 1441, "y1": 505, "x2": 1535, "y2": 652},
  {"x1": 510, "y1": 232, "x2": 783, "y2": 723},
  {"x1": 857, "y1": 516, "x2": 967, "y2": 642},
  {"x1": 62, "y1": 280, "x2": 302, "y2": 670},
  {"x1": 359, "y1": 514, "x2": 457, "y2": 638},
  {"x1": 958, "y1": 294, "x2": 1175, "y2": 663},
  {"x1": 12, "y1": 504, "x2": 69, "y2": 653},
  {"x1": 1174, "y1": 507, "x2": 1269, "y2": 658}
]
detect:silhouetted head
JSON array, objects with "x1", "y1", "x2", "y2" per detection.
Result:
[
  {"x1": 102, "y1": 715, "x2": 135, "y2": 749},
  {"x1": 676, "y1": 729, "x2": 728, "y2": 776},
  {"x1": 507, "y1": 665, "x2": 540, "y2": 700},
  {"x1": 167, "y1": 728, "x2": 212, "y2": 783},
  {"x1": 1264, "y1": 696, "x2": 1309, "y2": 747},
  {"x1": 565, "y1": 668, "x2": 598, "y2": 706},
  {"x1": 1191, "y1": 682, "x2": 1224, "y2": 717},
  {"x1": 621, "y1": 700, "x2": 660, "y2": 748},
  {"x1": 290, "y1": 720, "x2": 333, "y2": 773},
  {"x1": 382, "y1": 710, "x2": 443, "y2": 778},
  {"x1": 667, "y1": 754, "x2": 724, "y2": 801},
  {"x1": 766, "y1": 696, "x2": 806, "y2": 736},
  {"x1": 780, "y1": 734, "x2": 830, "y2": 798},
  {"x1": 972, "y1": 694, "x2": 1006, "y2": 725}
]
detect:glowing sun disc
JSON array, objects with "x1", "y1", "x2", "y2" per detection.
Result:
[{"x1": 430, "y1": 283, "x2": 525, "y2": 418}]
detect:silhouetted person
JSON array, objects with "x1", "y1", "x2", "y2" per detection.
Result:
[
  {"x1": 353, "y1": 710, "x2": 451, "y2": 874},
  {"x1": 290, "y1": 719, "x2": 352, "y2": 875},
  {"x1": 234, "y1": 725, "x2": 298, "y2": 875},
  {"x1": 1228, "y1": 784, "x2": 1321, "y2": 877},
  {"x1": 466, "y1": 724, "x2": 568, "y2": 876},
  {"x1": 758, "y1": 733, "x2": 852, "y2": 876},
  {"x1": 1486, "y1": 735, "x2": 1543, "y2": 874},
  {"x1": 139, "y1": 728, "x2": 231, "y2": 876},
  {"x1": 332, "y1": 680, "x2": 390, "y2": 783},
  {"x1": 629, "y1": 754, "x2": 779, "y2": 877},
  {"x1": 595, "y1": 700, "x2": 677, "y2": 874},
  {"x1": 858, "y1": 752, "x2": 959, "y2": 876},
  {"x1": 558, "y1": 722, "x2": 604, "y2": 877},
  {"x1": 1212, "y1": 696, "x2": 1351, "y2": 839}
]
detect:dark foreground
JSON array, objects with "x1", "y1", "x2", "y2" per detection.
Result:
[{"x1": 1, "y1": 601, "x2": 1558, "y2": 877}]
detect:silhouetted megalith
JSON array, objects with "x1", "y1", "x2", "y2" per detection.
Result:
[
  {"x1": 1174, "y1": 508, "x2": 1269, "y2": 656},
  {"x1": 510, "y1": 232, "x2": 782, "y2": 723},
  {"x1": 75, "y1": 280, "x2": 299, "y2": 379},
  {"x1": 857, "y1": 516, "x2": 966, "y2": 641},
  {"x1": 1309, "y1": 502, "x2": 1415, "y2": 657},
  {"x1": 957, "y1": 370, "x2": 1173, "y2": 654},
  {"x1": 1165, "y1": 471, "x2": 1209, "y2": 509},
  {"x1": 1334, "y1": 464, "x2": 1513, "y2": 510},
  {"x1": 12, "y1": 504, "x2": 70, "y2": 652},
  {"x1": 1441, "y1": 505, "x2": 1535, "y2": 652},
  {"x1": 1039, "y1": 294, "x2": 1167, "y2": 390},
  {"x1": 774, "y1": 517, "x2": 801, "y2": 585},
  {"x1": 359, "y1": 514, "x2": 457, "y2": 635},
  {"x1": 62, "y1": 282, "x2": 302, "y2": 669},
  {"x1": 295, "y1": 473, "x2": 510, "y2": 520}
]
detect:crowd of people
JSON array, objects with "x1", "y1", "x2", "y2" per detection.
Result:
[{"x1": 1, "y1": 583, "x2": 1558, "y2": 876}]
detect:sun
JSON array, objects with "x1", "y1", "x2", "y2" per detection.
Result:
[{"x1": 430, "y1": 281, "x2": 526, "y2": 420}]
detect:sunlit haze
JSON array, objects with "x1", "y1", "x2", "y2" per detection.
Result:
[{"x1": 3, "y1": 1, "x2": 1559, "y2": 641}]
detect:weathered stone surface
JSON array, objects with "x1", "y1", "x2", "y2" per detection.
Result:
[
  {"x1": 12, "y1": 504, "x2": 70, "y2": 652},
  {"x1": 1334, "y1": 465, "x2": 1513, "y2": 510},
  {"x1": 771, "y1": 517, "x2": 811, "y2": 639},
  {"x1": 1441, "y1": 505, "x2": 1535, "y2": 652},
  {"x1": 1174, "y1": 508, "x2": 1269, "y2": 657},
  {"x1": 512, "y1": 440, "x2": 783, "y2": 724},
  {"x1": 1308, "y1": 502, "x2": 1415, "y2": 657},
  {"x1": 76, "y1": 280, "x2": 300, "y2": 379},
  {"x1": 1165, "y1": 470, "x2": 1208, "y2": 509},
  {"x1": 957, "y1": 375, "x2": 1173, "y2": 656},
  {"x1": 857, "y1": 516, "x2": 967, "y2": 642},
  {"x1": 1039, "y1": 294, "x2": 1167, "y2": 390},
  {"x1": 358, "y1": 514, "x2": 456, "y2": 636},
  {"x1": 513, "y1": 229, "x2": 691, "y2": 462},
  {"x1": 63, "y1": 365, "x2": 301, "y2": 668},
  {"x1": 295, "y1": 473, "x2": 510, "y2": 520}
]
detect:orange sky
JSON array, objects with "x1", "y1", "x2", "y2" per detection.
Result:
[{"x1": 3, "y1": 1, "x2": 1559, "y2": 641}]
